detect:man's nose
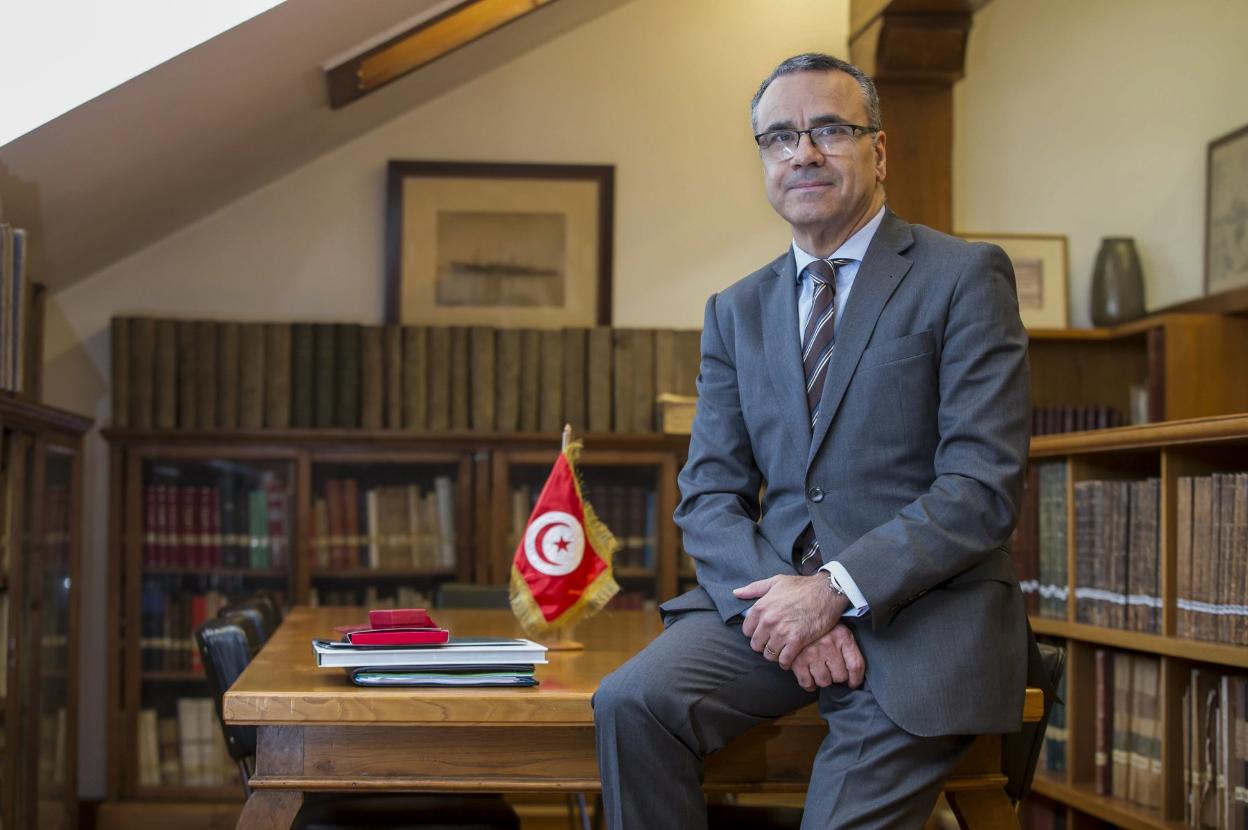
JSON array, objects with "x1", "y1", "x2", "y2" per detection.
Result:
[{"x1": 790, "y1": 131, "x2": 824, "y2": 165}]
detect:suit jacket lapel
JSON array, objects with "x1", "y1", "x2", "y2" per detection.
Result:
[
  {"x1": 759, "y1": 251, "x2": 812, "y2": 453},
  {"x1": 807, "y1": 210, "x2": 916, "y2": 467}
]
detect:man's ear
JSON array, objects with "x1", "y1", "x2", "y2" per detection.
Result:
[{"x1": 874, "y1": 131, "x2": 887, "y2": 183}]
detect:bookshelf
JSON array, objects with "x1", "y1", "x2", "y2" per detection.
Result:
[
  {"x1": 1018, "y1": 414, "x2": 1248, "y2": 829},
  {"x1": 0, "y1": 394, "x2": 91, "y2": 830},
  {"x1": 102, "y1": 427, "x2": 689, "y2": 807}
]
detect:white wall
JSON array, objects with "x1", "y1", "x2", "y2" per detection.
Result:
[
  {"x1": 954, "y1": 0, "x2": 1248, "y2": 327},
  {"x1": 45, "y1": 0, "x2": 851, "y2": 798}
]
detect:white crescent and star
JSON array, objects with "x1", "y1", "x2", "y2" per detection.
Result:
[{"x1": 524, "y1": 510, "x2": 586, "y2": 576}]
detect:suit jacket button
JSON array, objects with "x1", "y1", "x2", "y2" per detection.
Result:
[{"x1": 807, "y1": 487, "x2": 824, "y2": 503}]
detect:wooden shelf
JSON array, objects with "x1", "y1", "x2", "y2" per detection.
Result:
[
  {"x1": 308, "y1": 568, "x2": 456, "y2": 580},
  {"x1": 134, "y1": 785, "x2": 241, "y2": 801},
  {"x1": 141, "y1": 568, "x2": 287, "y2": 579},
  {"x1": 1031, "y1": 412, "x2": 1248, "y2": 457},
  {"x1": 141, "y1": 671, "x2": 207, "y2": 683},
  {"x1": 1030, "y1": 617, "x2": 1248, "y2": 669},
  {"x1": 1031, "y1": 771, "x2": 1186, "y2": 830},
  {"x1": 614, "y1": 567, "x2": 656, "y2": 579}
]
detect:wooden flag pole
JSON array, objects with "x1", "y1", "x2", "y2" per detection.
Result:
[{"x1": 544, "y1": 423, "x2": 585, "y2": 652}]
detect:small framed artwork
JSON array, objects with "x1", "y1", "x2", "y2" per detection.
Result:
[
  {"x1": 958, "y1": 233, "x2": 1069, "y2": 329},
  {"x1": 1206, "y1": 122, "x2": 1248, "y2": 296},
  {"x1": 385, "y1": 161, "x2": 614, "y2": 326}
]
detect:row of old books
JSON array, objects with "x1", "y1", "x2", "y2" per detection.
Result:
[
  {"x1": 1031, "y1": 405, "x2": 1126, "y2": 436},
  {"x1": 1011, "y1": 462, "x2": 1069, "y2": 620},
  {"x1": 307, "y1": 585, "x2": 433, "y2": 609},
  {"x1": 136, "y1": 701, "x2": 238, "y2": 788},
  {"x1": 1039, "y1": 640, "x2": 1068, "y2": 776},
  {"x1": 1093, "y1": 649, "x2": 1162, "y2": 811},
  {"x1": 1176, "y1": 473, "x2": 1248, "y2": 646},
  {"x1": 507, "y1": 482, "x2": 657, "y2": 569},
  {"x1": 0, "y1": 223, "x2": 46, "y2": 398},
  {"x1": 1183, "y1": 668, "x2": 1248, "y2": 828},
  {"x1": 311, "y1": 477, "x2": 456, "y2": 571},
  {"x1": 140, "y1": 579, "x2": 229, "y2": 673},
  {"x1": 142, "y1": 477, "x2": 289, "y2": 570},
  {"x1": 1074, "y1": 478, "x2": 1161, "y2": 634},
  {"x1": 110, "y1": 317, "x2": 701, "y2": 434}
]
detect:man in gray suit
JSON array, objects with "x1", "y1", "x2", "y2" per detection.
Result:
[{"x1": 592, "y1": 53, "x2": 1032, "y2": 828}]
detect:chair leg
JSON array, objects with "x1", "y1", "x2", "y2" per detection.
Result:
[{"x1": 945, "y1": 788, "x2": 1020, "y2": 830}]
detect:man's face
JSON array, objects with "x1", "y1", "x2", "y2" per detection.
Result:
[{"x1": 753, "y1": 70, "x2": 886, "y2": 237}]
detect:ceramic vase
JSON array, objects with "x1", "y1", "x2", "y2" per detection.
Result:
[{"x1": 1090, "y1": 237, "x2": 1146, "y2": 327}]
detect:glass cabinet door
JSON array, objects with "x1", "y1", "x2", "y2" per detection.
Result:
[{"x1": 35, "y1": 445, "x2": 75, "y2": 829}]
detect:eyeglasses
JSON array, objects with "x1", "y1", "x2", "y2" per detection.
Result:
[{"x1": 754, "y1": 123, "x2": 878, "y2": 161}]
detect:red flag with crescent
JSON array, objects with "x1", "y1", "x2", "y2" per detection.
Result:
[{"x1": 509, "y1": 440, "x2": 619, "y2": 633}]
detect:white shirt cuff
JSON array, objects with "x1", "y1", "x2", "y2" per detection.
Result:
[{"x1": 821, "y1": 562, "x2": 870, "y2": 617}]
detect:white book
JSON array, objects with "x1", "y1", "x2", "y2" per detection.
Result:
[
  {"x1": 434, "y1": 475, "x2": 456, "y2": 568},
  {"x1": 312, "y1": 636, "x2": 547, "y2": 668},
  {"x1": 138, "y1": 709, "x2": 161, "y2": 786}
]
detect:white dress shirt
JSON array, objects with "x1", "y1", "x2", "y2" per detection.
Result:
[{"x1": 790, "y1": 205, "x2": 887, "y2": 617}]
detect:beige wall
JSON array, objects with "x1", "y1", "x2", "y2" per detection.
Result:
[
  {"x1": 49, "y1": 0, "x2": 851, "y2": 797},
  {"x1": 954, "y1": 0, "x2": 1248, "y2": 327}
]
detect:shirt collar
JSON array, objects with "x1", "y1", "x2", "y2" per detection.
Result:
[{"x1": 791, "y1": 205, "x2": 887, "y2": 283}]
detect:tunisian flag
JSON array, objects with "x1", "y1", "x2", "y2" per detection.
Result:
[{"x1": 509, "y1": 440, "x2": 619, "y2": 634}]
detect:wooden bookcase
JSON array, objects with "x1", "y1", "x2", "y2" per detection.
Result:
[
  {"x1": 1022, "y1": 414, "x2": 1248, "y2": 829},
  {"x1": 0, "y1": 394, "x2": 91, "y2": 830},
  {"x1": 101, "y1": 427, "x2": 689, "y2": 807},
  {"x1": 1028, "y1": 313, "x2": 1248, "y2": 425}
]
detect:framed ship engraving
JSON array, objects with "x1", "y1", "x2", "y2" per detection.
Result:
[
  {"x1": 1206, "y1": 122, "x2": 1248, "y2": 296},
  {"x1": 385, "y1": 161, "x2": 614, "y2": 327}
]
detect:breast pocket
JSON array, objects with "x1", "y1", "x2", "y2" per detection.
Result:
[{"x1": 859, "y1": 330, "x2": 935, "y2": 370}]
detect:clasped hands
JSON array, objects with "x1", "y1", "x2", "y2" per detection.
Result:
[{"x1": 733, "y1": 574, "x2": 866, "y2": 692}]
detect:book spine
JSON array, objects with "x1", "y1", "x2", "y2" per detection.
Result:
[
  {"x1": 470, "y1": 326, "x2": 496, "y2": 432},
  {"x1": 562, "y1": 328, "x2": 587, "y2": 433},
  {"x1": 264, "y1": 322, "x2": 292, "y2": 428},
  {"x1": 495, "y1": 329, "x2": 522, "y2": 432},
  {"x1": 290, "y1": 322, "x2": 314, "y2": 429},
  {"x1": 518, "y1": 329, "x2": 541, "y2": 432},
  {"x1": 538, "y1": 329, "x2": 564, "y2": 434},
  {"x1": 402, "y1": 325, "x2": 429, "y2": 430},
  {"x1": 383, "y1": 324, "x2": 403, "y2": 429},
  {"x1": 587, "y1": 327, "x2": 613, "y2": 433},
  {"x1": 427, "y1": 327, "x2": 451, "y2": 431},
  {"x1": 359, "y1": 324, "x2": 384, "y2": 430},
  {"x1": 217, "y1": 322, "x2": 241, "y2": 428},
  {"x1": 313, "y1": 323, "x2": 335, "y2": 428},
  {"x1": 449, "y1": 327, "x2": 470, "y2": 431}
]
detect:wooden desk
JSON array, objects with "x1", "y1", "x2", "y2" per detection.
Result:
[{"x1": 225, "y1": 607, "x2": 1042, "y2": 829}]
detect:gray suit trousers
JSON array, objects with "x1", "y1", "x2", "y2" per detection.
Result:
[{"x1": 592, "y1": 609, "x2": 974, "y2": 830}]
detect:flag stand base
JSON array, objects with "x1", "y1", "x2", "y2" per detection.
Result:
[{"x1": 543, "y1": 624, "x2": 584, "y2": 651}]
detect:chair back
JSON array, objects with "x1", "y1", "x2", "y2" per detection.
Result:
[
  {"x1": 194, "y1": 612, "x2": 263, "y2": 762},
  {"x1": 1002, "y1": 641, "x2": 1066, "y2": 803},
  {"x1": 219, "y1": 595, "x2": 281, "y2": 644}
]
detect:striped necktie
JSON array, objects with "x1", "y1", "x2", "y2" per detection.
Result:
[{"x1": 795, "y1": 257, "x2": 852, "y2": 575}]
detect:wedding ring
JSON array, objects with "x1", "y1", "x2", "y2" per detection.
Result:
[{"x1": 764, "y1": 646, "x2": 777, "y2": 658}]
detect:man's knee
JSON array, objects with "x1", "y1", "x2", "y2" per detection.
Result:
[{"x1": 592, "y1": 660, "x2": 679, "y2": 732}]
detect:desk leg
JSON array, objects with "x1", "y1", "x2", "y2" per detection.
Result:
[
  {"x1": 236, "y1": 790, "x2": 303, "y2": 830},
  {"x1": 945, "y1": 788, "x2": 1019, "y2": 830}
]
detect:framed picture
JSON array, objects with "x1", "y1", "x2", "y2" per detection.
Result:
[
  {"x1": 385, "y1": 161, "x2": 614, "y2": 326},
  {"x1": 958, "y1": 232, "x2": 1069, "y2": 329},
  {"x1": 1206, "y1": 122, "x2": 1248, "y2": 296}
]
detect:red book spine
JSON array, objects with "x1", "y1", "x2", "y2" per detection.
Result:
[
  {"x1": 196, "y1": 486, "x2": 212, "y2": 569},
  {"x1": 368, "y1": 608, "x2": 436, "y2": 628},
  {"x1": 143, "y1": 485, "x2": 157, "y2": 568},
  {"x1": 181, "y1": 485, "x2": 198, "y2": 569},
  {"x1": 155, "y1": 484, "x2": 171, "y2": 568},
  {"x1": 208, "y1": 486, "x2": 223, "y2": 568}
]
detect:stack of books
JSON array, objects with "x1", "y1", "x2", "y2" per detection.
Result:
[{"x1": 311, "y1": 608, "x2": 546, "y2": 687}]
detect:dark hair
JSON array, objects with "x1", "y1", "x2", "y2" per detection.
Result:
[{"x1": 750, "y1": 53, "x2": 882, "y2": 132}]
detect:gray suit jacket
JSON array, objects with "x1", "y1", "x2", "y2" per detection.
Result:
[{"x1": 664, "y1": 209, "x2": 1031, "y2": 737}]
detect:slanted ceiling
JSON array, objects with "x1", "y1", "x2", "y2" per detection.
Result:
[{"x1": 0, "y1": 0, "x2": 632, "y2": 293}]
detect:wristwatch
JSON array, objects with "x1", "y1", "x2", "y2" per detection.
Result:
[{"x1": 827, "y1": 570, "x2": 847, "y2": 599}]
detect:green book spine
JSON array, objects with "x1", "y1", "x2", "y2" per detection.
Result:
[
  {"x1": 449, "y1": 327, "x2": 470, "y2": 431},
  {"x1": 290, "y1": 323, "x2": 314, "y2": 429},
  {"x1": 194, "y1": 321, "x2": 217, "y2": 429},
  {"x1": 154, "y1": 319, "x2": 177, "y2": 430},
  {"x1": 383, "y1": 324, "x2": 402, "y2": 429},
  {"x1": 111, "y1": 317, "x2": 130, "y2": 428},
  {"x1": 427, "y1": 327, "x2": 450, "y2": 431},
  {"x1": 334, "y1": 324, "x2": 361, "y2": 429},
  {"x1": 359, "y1": 325, "x2": 383, "y2": 430},
  {"x1": 176, "y1": 320, "x2": 197, "y2": 429},
  {"x1": 217, "y1": 322, "x2": 240, "y2": 429},
  {"x1": 312, "y1": 323, "x2": 335, "y2": 428},
  {"x1": 562, "y1": 328, "x2": 587, "y2": 434},
  {"x1": 263, "y1": 323, "x2": 292, "y2": 428},
  {"x1": 470, "y1": 326, "x2": 495, "y2": 432},
  {"x1": 518, "y1": 329, "x2": 541, "y2": 432},
  {"x1": 587, "y1": 327, "x2": 613, "y2": 433},
  {"x1": 403, "y1": 326, "x2": 429, "y2": 430},
  {"x1": 539, "y1": 329, "x2": 564, "y2": 435},
  {"x1": 237, "y1": 322, "x2": 266, "y2": 430},
  {"x1": 495, "y1": 329, "x2": 522, "y2": 432}
]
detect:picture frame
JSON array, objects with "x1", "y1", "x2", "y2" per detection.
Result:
[
  {"x1": 385, "y1": 160, "x2": 614, "y2": 327},
  {"x1": 1205, "y1": 122, "x2": 1248, "y2": 296},
  {"x1": 958, "y1": 232, "x2": 1069, "y2": 329}
]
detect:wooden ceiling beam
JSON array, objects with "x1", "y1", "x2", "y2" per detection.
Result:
[{"x1": 325, "y1": 0, "x2": 557, "y2": 109}]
